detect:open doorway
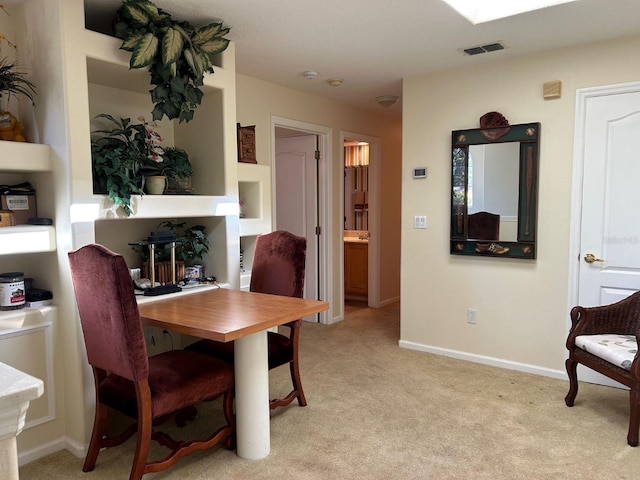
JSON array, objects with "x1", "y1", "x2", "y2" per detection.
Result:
[
  {"x1": 341, "y1": 131, "x2": 381, "y2": 310},
  {"x1": 271, "y1": 116, "x2": 332, "y2": 324}
]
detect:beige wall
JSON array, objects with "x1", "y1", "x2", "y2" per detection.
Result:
[
  {"x1": 236, "y1": 75, "x2": 402, "y2": 317},
  {"x1": 400, "y1": 34, "x2": 640, "y2": 375}
]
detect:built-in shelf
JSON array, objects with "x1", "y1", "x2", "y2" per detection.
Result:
[
  {"x1": 83, "y1": 29, "x2": 234, "y2": 96},
  {"x1": 0, "y1": 141, "x2": 54, "y2": 256},
  {"x1": 91, "y1": 194, "x2": 240, "y2": 221},
  {"x1": 0, "y1": 306, "x2": 55, "y2": 334},
  {"x1": 0, "y1": 225, "x2": 56, "y2": 255},
  {"x1": 238, "y1": 163, "x2": 271, "y2": 237},
  {"x1": 0, "y1": 141, "x2": 52, "y2": 172}
]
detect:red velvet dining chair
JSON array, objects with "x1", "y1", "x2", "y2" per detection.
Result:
[
  {"x1": 186, "y1": 230, "x2": 308, "y2": 410},
  {"x1": 68, "y1": 243, "x2": 235, "y2": 480}
]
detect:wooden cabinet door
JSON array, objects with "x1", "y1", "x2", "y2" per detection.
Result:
[{"x1": 344, "y1": 242, "x2": 368, "y2": 296}]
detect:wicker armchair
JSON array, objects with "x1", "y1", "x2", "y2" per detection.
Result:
[{"x1": 565, "y1": 291, "x2": 640, "y2": 446}]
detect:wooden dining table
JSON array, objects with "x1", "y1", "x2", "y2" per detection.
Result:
[{"x1": 137, "y1": 287, "x2": 329, "y2": 460}]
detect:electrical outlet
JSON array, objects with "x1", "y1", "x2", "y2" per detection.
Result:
[{"x1": 467, "y1": 308, "x2": 478, "y2": 324}]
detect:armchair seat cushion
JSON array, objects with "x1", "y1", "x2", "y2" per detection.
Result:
[
  {"x1": 99, "y1": 350, "x2": 234, "y2": 418},
  {"x1": 575, "y1": 334, "x2": 638, "y2": 371}
]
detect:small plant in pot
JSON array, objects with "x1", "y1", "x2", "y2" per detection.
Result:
[
  {"x1": 163, "y1": 146, "x2": 194, "y2": 194},
  {"x1": 113, "y1": 0, "x2": 231, "y2": 123}
]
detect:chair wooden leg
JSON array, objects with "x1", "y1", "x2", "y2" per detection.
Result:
[
  {"x1": 565, "y1": 357, "x2": 579, "y2": 407},
  {"x1": 628, "y1": 388, "x2": 640, "y2": 447},
  {"x1": 130, "y1": 388, "x2": 153, "y2": 480},
  {"x1": 83, "y1": 401, "x2": 109, "y2": 472},
  {"x1": 290, "y1": 359, "x2": 307, "y2": 407},
  {"x1": 222, "y1": 389, "x2": 236, "y2": 450}
]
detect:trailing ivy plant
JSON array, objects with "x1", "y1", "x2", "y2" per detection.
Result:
[{"x1": 114, "y1": 0, "x2": 231, "y2": 123}]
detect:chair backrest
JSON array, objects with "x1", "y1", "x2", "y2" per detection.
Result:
[
  {"x1": 468, "y1": 211, "x2": 500, "y2": 241},
  {"x1": 250, "y1": 230, "x2": 306, "y2": 298},
  {"x1": 68, "y1": 243, "x2": 149, "y2": 382}
]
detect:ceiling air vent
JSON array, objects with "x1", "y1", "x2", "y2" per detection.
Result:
[{"x1": 461, "y1": 42, "x2": 505, "y2": 56}]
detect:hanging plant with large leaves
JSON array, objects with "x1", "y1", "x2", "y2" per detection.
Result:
[{"x1": 114, "y1": 0, "x2": 231, "y2": 123}]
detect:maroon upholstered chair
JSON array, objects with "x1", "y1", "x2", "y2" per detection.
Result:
[
  {"x1": 68, "y1": 244, "x2": 235, "y2": 480},
  {"x1": 186, "y1": 230, "x2": 308, "y2": 410},
  {"x1": 565, "y1": 291, "x2": 640, "y2": 446}
]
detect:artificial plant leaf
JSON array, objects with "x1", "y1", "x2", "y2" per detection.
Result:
[
  {"x1": 183, "y1": 48, "x2": 203, "y2": 79},
  {"x1": 172, "y1": 23, "x2": 190, "y2": 41},
  {"x1": 197, "y1": 37, "x2": 230, "y2": 55},
  {"x1": 169, "y1": 75, "x2": 186, "y2": 95},
  {"x1": 130, "y1": 33, "x2": 159, "y2": 69},
  {"x1": 120, "y1": 33, "x2": 144, "y2": 52},
  {"x1": 130, "y1": 0, "x2": 162, "y2": 20},
  {"x1": 151, "y1": 83, "x2": 170, "y2": 101},
  {"x1": 162, "y1": 27, "x2": 184, "y2": 66},
  {"x1": 121, "y1": 1, "x2": 151, "y2": 27},
  {"x1": 192, "y1": 23, "x2": 228, "y2": 44}
]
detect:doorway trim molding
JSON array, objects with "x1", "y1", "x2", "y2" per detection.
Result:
[
  {"x1": 341, "y1": 130, "x2": 381, "y2": 309},
  {"x1": 270, "y1": 115, "x2": 333, "y2": 324}
]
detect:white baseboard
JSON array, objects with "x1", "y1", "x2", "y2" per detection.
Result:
[
  {"x1": 398, "y1": 339, "x2": 567, "y2": 381},
  {"x1": 19, "y1": 435, "x2": 85, "y2": 467}
]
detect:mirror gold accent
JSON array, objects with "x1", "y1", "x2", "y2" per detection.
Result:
[{"x1": 450, "y1": 120, "x2": 540, "y2": 259}]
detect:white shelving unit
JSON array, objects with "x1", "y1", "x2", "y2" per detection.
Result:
[
  {"x1": 0, "y1": 140, "x2": 56, "y2": 443},
  {"x1": 76, "y1": 27, "x2": 240, "y2": 288}
]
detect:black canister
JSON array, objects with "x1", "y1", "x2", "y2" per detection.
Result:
[{"x1": 0, "y1": 272, "x2": 25, "y2": 310}]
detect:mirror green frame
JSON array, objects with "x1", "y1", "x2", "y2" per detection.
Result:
[{"x1": 450, "y1": 122, "x2": 540, "y2": 259}]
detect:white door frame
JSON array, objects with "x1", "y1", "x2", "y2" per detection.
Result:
[
  {"x1": 340, "y1": 131, "x2": 381, "y2": 309},
  {"x1": 568, "y1": 81, "x2": 640, "y2": 312},
  {"x1": 271, "y1": 115, "x2": 332, "y2": 324}
]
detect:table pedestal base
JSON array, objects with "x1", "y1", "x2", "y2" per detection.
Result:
[{"x1": 234, "y1": 331, "x2": 270, "y2": 459}]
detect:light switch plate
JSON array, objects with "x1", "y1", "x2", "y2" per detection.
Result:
[{"x1": 414, "y1": 215, "x2": 427, "y2": 229}]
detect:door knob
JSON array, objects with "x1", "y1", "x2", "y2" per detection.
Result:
[{"x1": 584, "y1": 253, "x2": 604, "y2": 264}]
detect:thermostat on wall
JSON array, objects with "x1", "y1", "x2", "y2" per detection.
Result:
[{"x1": 413, "y1": 167, "x2": 427, "y2": 179}]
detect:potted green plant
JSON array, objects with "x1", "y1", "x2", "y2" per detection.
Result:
[
  {"x1": 162, "y1": 146, "x2": 194, "y2": 193},
  {"x1": 91, "y1": 114, "x2": 147, "y2": 216},
  {"x1": 113, "y1": 0, "x2": 231, "y2": 123},
  {"x1": 132, "y1": 220, "x2": 210, "y2": 282},
  {"x1": 0, "y1": 6, "x2": 36, "y2": 141}
]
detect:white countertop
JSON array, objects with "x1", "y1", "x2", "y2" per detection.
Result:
[{"x1": 0, "y1": 362, "x2": 44, "y2": 440}]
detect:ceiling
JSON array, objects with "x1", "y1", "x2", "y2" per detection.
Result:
[{"x1": 84, "y1": 0, "x2": 640, "y2": 115}]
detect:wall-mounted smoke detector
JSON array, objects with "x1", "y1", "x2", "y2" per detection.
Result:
[
  {"x1": 303, "y1": 70, "x2": 319, "y2": 80},
  {"x1": 460, "y1": 42, "x2": 505, "y2": 56}
]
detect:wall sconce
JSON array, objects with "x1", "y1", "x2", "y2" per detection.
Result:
[{"x1": 375, "y1": 95, "x2": 399, "y2": 107}]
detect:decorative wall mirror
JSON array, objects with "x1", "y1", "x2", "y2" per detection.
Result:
[{"x1": 450, "y1": 112, "x2": 540, "y2": 259}]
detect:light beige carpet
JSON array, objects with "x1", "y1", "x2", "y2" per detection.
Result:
[{"x1": 20, "y1": 302, "x2": 640, "y2": 479}]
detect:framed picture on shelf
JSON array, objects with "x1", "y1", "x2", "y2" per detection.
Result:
[{"x1": 237, "y1": 123, "x2": 257, "y2": 163}]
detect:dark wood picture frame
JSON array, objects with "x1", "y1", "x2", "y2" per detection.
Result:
[{"x1": 237, "y1": 123, "x2": 257, "y2": 164}]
